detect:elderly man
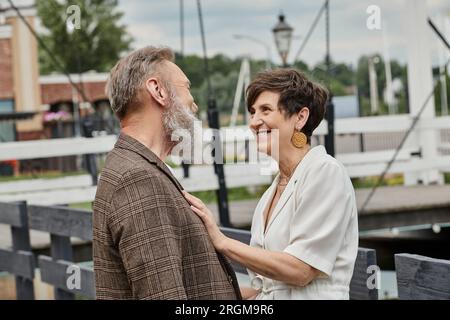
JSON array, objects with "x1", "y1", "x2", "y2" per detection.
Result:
[{"x1": 93, "y1": 46, "x2": 241, "y2": 300}]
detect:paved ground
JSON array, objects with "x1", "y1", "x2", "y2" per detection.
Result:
[{"x1": 1, "y1": 184, "x2": 449, "y2": 249}]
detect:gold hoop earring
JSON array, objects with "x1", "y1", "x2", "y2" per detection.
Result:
[{"x1": 291, "y1": 129, "x2": 307, "y2": 148}]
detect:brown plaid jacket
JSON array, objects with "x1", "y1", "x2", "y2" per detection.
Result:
[{"x1": 93, "y1": 133, "x2": 241, "y2": 300}]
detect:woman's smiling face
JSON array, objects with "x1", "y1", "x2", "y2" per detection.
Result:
[{"x1": 248, "y1": 91, "x2": 298, "y2": 158}]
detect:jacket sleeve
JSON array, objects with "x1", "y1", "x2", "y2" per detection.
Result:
[{"x1": 109, "y1": 167, "x2": 187, "y2": 299}]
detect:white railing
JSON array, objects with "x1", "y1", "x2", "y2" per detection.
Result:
[{"x1": 0, "y1": 115, "x2": 449, "y2": 205}]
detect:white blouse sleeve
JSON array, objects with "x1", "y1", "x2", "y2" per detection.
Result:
[{"x1": 283, "y1": 160, "x2": 355, "y2": 276}]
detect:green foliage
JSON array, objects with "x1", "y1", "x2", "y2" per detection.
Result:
[
  {"x1": 175, "y1": 54, "x2": 265, "y2": 117},
  {"x1": 192, "y1": 185, "x2": 269, "y2": 204},
  {"x1": 69, "y1": 202, "x2": 93, "y2": 210},
  {"x1": 37, "y1": 0, "x2": 132, "y2": 74},
  {"x1": 434, "y1": 73, "x2": 450, "y2": 116},
  {"x1": 445, "y1": 172, "x2": 450, "y2": 184},
  {"x1": 351, "y1": 175, "x2": 404, "y2": 189}
]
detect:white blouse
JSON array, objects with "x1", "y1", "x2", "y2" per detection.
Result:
[{"x1": 248, "y1": 145, "x2": 359, "y2": 300}]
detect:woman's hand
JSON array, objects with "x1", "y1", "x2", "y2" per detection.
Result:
[
  {"x1": 240, "y1": 287, "x2": 261, "y2": 300},
  {"x1": 183, "y1": 191, "x2": 228, "y2": 252}
]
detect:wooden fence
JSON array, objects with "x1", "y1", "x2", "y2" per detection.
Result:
[
  {"x1": 1, "y1": 201, "x2": 449, "y2": 300},
  {"x1": 0, "y1": 201, "x2": 385, "y2": 300}
]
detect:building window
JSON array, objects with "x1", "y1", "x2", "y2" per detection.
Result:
[{"x1": 0, "y1": 99, "x2": 16, "y2": 142}]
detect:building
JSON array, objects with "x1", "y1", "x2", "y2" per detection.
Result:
[{"x1": 0, "y1": 0, "x2": 113, "y2": 143}]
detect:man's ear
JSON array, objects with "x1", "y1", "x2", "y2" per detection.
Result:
[
  {"x1": 144, "y1": 78, "x2": 169, "y2": 107},
  {"x1": 296, "y1": 106, "x2": 310, "y2": 129}
]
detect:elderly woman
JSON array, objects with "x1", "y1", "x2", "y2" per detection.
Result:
[{"x1": 183, "y1": 69, "x2": 359, "y2": 300}]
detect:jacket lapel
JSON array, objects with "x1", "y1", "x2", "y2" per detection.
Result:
[
  {"x1": 264, "y1": 176, "x2": 295, "y2": 235},
  {"x1": 264, "y1": 145, "x2": 327, "y2": 235}
]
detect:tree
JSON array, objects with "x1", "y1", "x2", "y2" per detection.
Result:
[
  {"x1": 356, "y1": 54, "x2": 408, "y2": 116},
  {"x1": 37, "y1": 0, "x2": 132, "y2": 74},
  {"x1": 307, "y1": 56, "x2": 355, "y2": 96}
]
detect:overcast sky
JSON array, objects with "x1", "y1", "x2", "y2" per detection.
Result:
[{"x1": 117, "y1": 0, "x2": 450, "y2": 68}]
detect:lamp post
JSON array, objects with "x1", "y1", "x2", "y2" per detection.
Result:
[
  {"x1": 272, "y1": 13, "x2": 293, "y2": 67},
  {"x1": 233, "y1": 34, "x2": 272, "y2": 70},
  {"x1": 324, "y1": 0, "x2": 335, "y2": 157}
]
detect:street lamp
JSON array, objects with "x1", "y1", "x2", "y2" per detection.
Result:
[
  {"x1": 272, "y1": 13, "x2": 293, "y2": 67},
  {"x1": 233, "y1": 34, "x2": 272, "y2": 70}
]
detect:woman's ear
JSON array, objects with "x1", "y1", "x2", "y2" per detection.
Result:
[
  {"x1": 145, "y1": 78, "x2": 169, "y2": 107},
  {"x1": 295, "y1": 106, "x2": 310, "y2": 129}
]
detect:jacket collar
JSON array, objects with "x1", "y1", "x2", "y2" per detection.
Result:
[
  {"x1": 263, "y1": 145, "x2": 327, "y2": 235},
  {"x1": 115, "y1": 132, "x2": 184, "y2": 192}
]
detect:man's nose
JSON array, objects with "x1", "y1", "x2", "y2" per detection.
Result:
[{"x1": 191, "y1": 102, "x2": 199, "y2": 113}]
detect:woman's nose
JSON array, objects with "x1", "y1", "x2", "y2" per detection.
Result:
[{"x1": 249, "y1": 116, "x2": 263, "y2": 131}]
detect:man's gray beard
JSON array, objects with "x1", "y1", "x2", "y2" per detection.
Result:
[{"x1": 162, "y1": 90, "x2": 198, "y2": 150}]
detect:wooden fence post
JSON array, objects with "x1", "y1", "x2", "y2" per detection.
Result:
[
  {"x1": 10, "y1": 201, "x2": 34, "y2": 300},
  {"x1": 50, "y1": 234, "x2": 75, "y2": 300}
]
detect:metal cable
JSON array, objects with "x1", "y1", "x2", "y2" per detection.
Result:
[
  {"x1": 359, "y1": 18, "x2": 450, "y2": 213},
  {"x1": 293, "y1": 0, "x2": 327, "y2": 63}
]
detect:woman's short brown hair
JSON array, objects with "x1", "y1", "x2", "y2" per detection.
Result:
[{"x1": 246, "y1": 68, "x2": 329, "y2": 143}]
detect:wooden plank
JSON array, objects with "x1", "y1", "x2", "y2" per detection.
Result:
[
  {"x1": 0, "y1": 249, "x2": 35, "y2": 279},
  {"x1": 9, "y1": 201, "x2": 35, "y2": 300},
  {"x1": 0, "y1": 202, "x2": 26, "y2": 227},
  {"x1": 50, "y1": 234, "x2": 74, "y2": 261},
  {"x1": 38, "y1": 255, "x2": 95, "y2": 299},
  {"x1": 358, "y1": 205, "x2": 450, "y2": 231},
  {"x1": 395, "y1": 253, "x2": 450, "y2": 300},
  {"x1": 349, "y1": 248, "x2": 378, "y2": 300},
  {"x1": 0, "y1": 135, "x2": 116, "y2": 161},
  {"x1": 336, "y1": 148, "x2": 416, "y2": 165},
  {"x1": 28, "y1": 205, "x2": 92, "y2": 240},
  {"x1": 345, "y1": 155, "x2": 450, "y2": 177},
  {"x1": 220, "y1": 228, "x2": 251, "y2": 274},
  {"x1": 0, "y1": 186, "x2": 97, "y2": 206},
  {"x1": 221, "y1": 227, "x2": 251, "y2": 245},
  {"x1": 0, "y1": 175, "x2": 92, "y2": 195},
  {"x1": 49, "y1": 234, "x2": 75, "y2": 300}
]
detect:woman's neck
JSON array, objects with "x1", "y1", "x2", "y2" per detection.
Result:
[{"x1": 278, "y1": 144, "x2": 311, "y2": 182}]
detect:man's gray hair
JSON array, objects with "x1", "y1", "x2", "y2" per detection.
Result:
[{"x1": 106, "y1": 46, "x2": 174, "y2": 119}]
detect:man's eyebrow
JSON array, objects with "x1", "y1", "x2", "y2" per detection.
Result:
[{"x1": 256, "y1": 103, "x2": 274, "y2": 108}]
